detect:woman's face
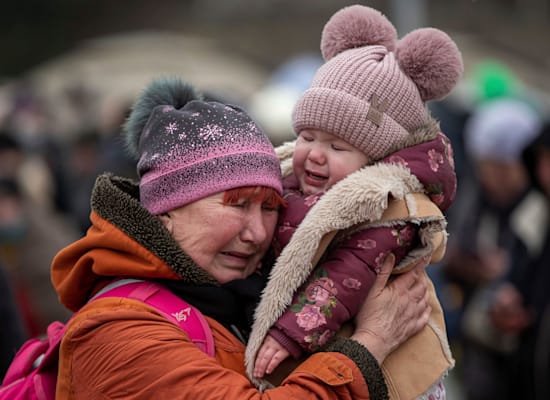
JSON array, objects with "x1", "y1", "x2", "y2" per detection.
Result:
[{"x1": 160, "y1": 192, "x2": 278, "y2": 283}]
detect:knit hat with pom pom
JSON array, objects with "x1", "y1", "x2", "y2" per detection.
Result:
[
  {"x1": 292, "y1": 5, "x2": 463, "y2": 161},
  {"x1": 124, "y1": 77, "x2": 282, "y2": 215}
]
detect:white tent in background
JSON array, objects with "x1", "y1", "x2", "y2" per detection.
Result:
[{"x1": 19, "y1": 31, "x2": 269, "y2": 139}]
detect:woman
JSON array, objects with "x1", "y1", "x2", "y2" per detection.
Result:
[{"x1": 51, "y1": 78, "x2": 431, "y2": 399}]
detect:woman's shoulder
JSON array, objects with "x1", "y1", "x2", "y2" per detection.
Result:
[
  {"x1": 63, "y1": 297, "x2": 188, "y2": 341},
  {"x1": 56, "y1": 298, "x2": 248, "y2": 399},
  {"x1": 63, "y1": 298, "x2": 246, "y2": 354}
]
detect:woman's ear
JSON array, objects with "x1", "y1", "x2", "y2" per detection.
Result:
[{"x1": 158, "y1": 213, "x2": 173, "y2": 234}]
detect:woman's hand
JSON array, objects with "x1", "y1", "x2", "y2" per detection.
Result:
[{"x1": 351, "y1": 254, "x2": 431, "y2": 363}]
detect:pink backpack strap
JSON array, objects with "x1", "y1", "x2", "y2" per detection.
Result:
[{"x1": 92, "y1": 279, "x2": 215, "y2": 357}]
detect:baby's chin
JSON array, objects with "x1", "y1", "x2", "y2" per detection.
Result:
[{"x1": 301, "y1": 185, "x2": 328, "y2": 196}]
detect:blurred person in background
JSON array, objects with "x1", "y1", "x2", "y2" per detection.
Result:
[
  {"x1": 3, "y1": 85, "x2": 66, "y2": 212},
  {"x1": 427, "y1": 60, "x2": 544, "y2": 350},
  {"x1": 441, "y1": 97, "x2": 544, "y2": 400},
  {"x1": 0, "y1": 259, "x2": 26, "y2": 379},
  {"x1": 0, "y1": 194, "x2": 27, "y2": 379},
  {"x1": 64, "y1": 98, "x2": 138, "y2": 235},
  {"x1": 0, "y1": 130, "x2": 78, "y2": 336},
  {"x1": 95, "y1": 97, "x2": 137, "y2": 180},
  {"x1": 64, "y1": 129, "x2": 103, "y2": 235},
  {"x1": 488, "y1": 120, "x2": 550, "y2": 400},
  {"x1": 0, "y1": 132, "x2": 25, "y2": 179}
]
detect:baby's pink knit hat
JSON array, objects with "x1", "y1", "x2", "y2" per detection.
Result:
[
  {"x1": 292, "y1": 5, "x2": 463, "y2": 160},
  {"x1": 124, "y1": 78, "x2": 282, "y2": 215}
]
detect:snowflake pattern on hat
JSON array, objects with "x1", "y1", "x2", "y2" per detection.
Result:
[{"x1": 136, "y1": 99, "x2": 282, "y2": 215}]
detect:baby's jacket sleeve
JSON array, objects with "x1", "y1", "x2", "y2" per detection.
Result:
[{"x1": 270, "y1": 222, "x2": 420, "y2": 355}]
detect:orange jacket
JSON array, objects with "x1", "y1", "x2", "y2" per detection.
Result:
[
  {"x1": 56, "y1": 296, "x2": 377, "y2": 399},
  {"x1": 51, "y1": 175, "x2": 387, "y2": 400}
]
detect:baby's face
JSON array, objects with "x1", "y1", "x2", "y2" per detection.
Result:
[{"x1": 293, "y1": 129, "x2": 369, "y2": 195}]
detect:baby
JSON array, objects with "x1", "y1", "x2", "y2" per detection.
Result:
[{"x1": 245, "y1": 5, "x2": 463, "y2": 400}]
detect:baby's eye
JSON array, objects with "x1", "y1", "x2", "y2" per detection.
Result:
[
  {"x1": 331, "y1": 144, "x2": 346, "y2": 151},
  {"x1": 301, "y1": 135, "x2": 314, "y2": 142}
]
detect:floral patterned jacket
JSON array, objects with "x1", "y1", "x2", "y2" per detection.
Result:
[
  {"x1": 269, "y1": 132, "x2": 456, "y2": 356},
  {"x1": 246, "y1": 129, "x2": 457, "y2": 399}
]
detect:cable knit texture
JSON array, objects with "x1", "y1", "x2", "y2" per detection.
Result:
[{"x1": 292, "y1": 5, "x2": 463, "y2": 161}]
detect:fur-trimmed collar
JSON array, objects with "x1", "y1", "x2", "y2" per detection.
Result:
[
  {"x1": 91, "y1": 174, "x2": 217, "y2": 285},
  {"x1": 245, "y1": 140, "x2": 448, "y2": 385}
]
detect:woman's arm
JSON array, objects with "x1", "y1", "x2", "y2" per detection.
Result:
[
  {"x1": 267, "y1": 254, "x2": 431, "y2": 395},
  {"x1": 58, "y1": 300, "x2": 375, "y2": 399},
  {"x1": 58, "y1": 255, "x2": 429, "y2": 400}
]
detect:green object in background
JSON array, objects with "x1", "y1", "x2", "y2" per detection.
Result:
[{"x1": 473, "y1": 60, "x2": 518, "y2": 102}]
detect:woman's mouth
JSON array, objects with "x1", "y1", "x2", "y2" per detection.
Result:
[{"x1": 220, "y1": 251, "x2": 252, "y2": 267}]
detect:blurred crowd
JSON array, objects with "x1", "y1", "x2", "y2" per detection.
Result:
[
  {"x1": 0, "y1": 52, "x2": 549, "y2": 400},
  {"x1": 428, "y1": 61, "x2": 550, "y2": 400},
  {"x1": 0, "y1": 80, "x2": 137, "y2": 375}
]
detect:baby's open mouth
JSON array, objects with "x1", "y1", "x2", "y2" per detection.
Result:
[{"x1": 306, "y1": 171, "x2": 326, "y2": 181}]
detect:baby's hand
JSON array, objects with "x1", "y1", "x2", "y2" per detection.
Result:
[{"x1": 253, "y1": 335, "x2": 290, "y2": 378}]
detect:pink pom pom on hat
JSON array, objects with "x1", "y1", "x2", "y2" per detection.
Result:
[{"x1": 292, "y1": 5, "x2": 463, "y2": 161}]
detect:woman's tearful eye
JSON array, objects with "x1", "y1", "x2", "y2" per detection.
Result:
[
  {"x1": 261, "y1": 204, "x2": 278, "y2": 212},
  {"x1": 230, "y1": 199, "x2": 249, "y2": 208}
]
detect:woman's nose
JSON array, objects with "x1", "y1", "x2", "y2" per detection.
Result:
[{"x1": 240, "y1": 208, "x2": 269, "y2": 244}]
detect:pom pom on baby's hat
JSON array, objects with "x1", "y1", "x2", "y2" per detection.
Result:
[
  {"x1": 397, "y1": 28, "x2": 464, "y2": 102},
  {"x1": 321, "y1": 5, "x2": 397, "y2": 61},
  {"x1": 292, "y1": 4, "x2": 464, "y2": 161},
  {"x1": 319, "y1": 5, "x2": 463, "y2": 102},
  {"x1": 123, "y1": 77, "x2": 202, "y2": 158}
]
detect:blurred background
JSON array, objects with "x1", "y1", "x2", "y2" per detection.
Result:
[
  {"x1": 1, "y1": 0, "x2": 549, "y2": 142},
  {"x1": 0, "y1": 1, "x2": 549, "y2": 398}
]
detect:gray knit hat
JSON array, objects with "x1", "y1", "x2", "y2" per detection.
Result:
[
  {"x1": 464, "y1": 98, "x2": 541, "y2": 162},
  {"x1": 292, "y1": 5, "x2": 463, "y2": 161}
]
